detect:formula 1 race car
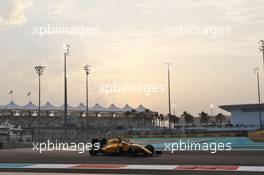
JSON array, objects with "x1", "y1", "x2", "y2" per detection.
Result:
[{"x1": 89, "y1": 138, "x2": 161, "y2": 156}]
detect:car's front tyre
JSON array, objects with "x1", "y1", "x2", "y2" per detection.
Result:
[
  {"x1": 127, "y1": 147, "x2": 137, "y2": 157},
  {"x1": 145, "y1": 144, "x2": 154, "y2": 154}
]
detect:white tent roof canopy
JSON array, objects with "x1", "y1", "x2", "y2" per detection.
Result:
[
  {"x1": 75, "y1": 103, "x2": 90, "y2": 111},
  {"x1": 58, "y1": 104, "x2": 76, "y2": 111},
  {"x1": 122, "y1": 104, "x2": 134, "y2": 112},
  {"x1": 0, "y1": 101, "x2": 152, "y2": 112},
  {"x1": 92, "y1": 103, "x2": 108, "y2": 112},
  {"x1": 136, "y1": 104, "x2": 149, "y2": 112},
  {"x1": 42, "y1": 102, "x2": 59, "y2": 111},
  {"x1": 2, "y1": 101, "x2": 23, "y2": 110},
  {"x1": 23, "y1": 101, "x2": 39, "y2": 110},
  {"x1": 108, "y1": 104, "x2": 122, "y2": 112}
]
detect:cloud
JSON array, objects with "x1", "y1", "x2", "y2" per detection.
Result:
[
  {"x1": 0, "y1": 0, "x2": 32, "y2": 28},
  {"x1": 31, "y1": 1, "x2": 107, "y2": 21}
]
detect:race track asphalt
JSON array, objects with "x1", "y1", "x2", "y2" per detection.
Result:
[{"x1": 0, "y1": 148, "x2": 263, "y2": 175}]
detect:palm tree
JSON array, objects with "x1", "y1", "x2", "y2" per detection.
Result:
[
  {"x1": 159, "y1": 114, "x2": 165, "y2": 128},
  {"x1": 199, "y1": 111, "x2": 209, "y2": 127},
  {"x1": 216, "y1": 113, "x2": 225, "y2": 127},
  {"x1": 158, "y1": 114, "x2": 162, "y2": 128},
  {"x1": 144, "y1": 109, "x2": 155, "y2": 128},
  {"x1": 144, "y1": 109, "x2": 151, "y2": 128},
  {"x1": 181, "y1": 111, "x2": 194, "y2": 127},
  {"x1": 171, "y1": 115, "x2": 179, "y2": 128}
]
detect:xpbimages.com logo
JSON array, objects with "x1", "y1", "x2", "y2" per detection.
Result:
[
  {"x1": 32, "y1": 140, "x2": 100, "y2": 154},
  {"x1": 164, "y1": 140, "x2": 232, "y2": 154},
  {"x1": 98, "y1": 81, "x2": 166, "y2": 96},
  {"x1": 164, "y1": 24, "x2": 232, "y2": 38},
  {"x1": 32, "y1": 24, "x2": 100, "y2": 38}
]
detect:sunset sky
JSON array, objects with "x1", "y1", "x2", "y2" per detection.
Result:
[{"x1": 0, "y1": 0, "x2": 264, "y2": 116}]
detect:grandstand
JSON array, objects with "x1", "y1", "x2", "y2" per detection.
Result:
[
  {"x1": 0, "y1": 101, "x2": 156, "y2": 130},
  {"x1": 0, "y1": 101, "x2": 150, "y2": 116},
  {"x1": 0, "y1": 101, "x2": 157, "y2": 142}
]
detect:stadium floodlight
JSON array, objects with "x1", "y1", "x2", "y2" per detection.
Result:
[
  {"x1": 63, "y1": 44, "x2": 70, "y2": 56},
  {"x1": 254, "y1": 67, "x2": 260, "y2": 75},
  {"x1": 63, "y1": 44, "x2": 70, "y2": 130},
  {"x1": 34, "y1": 66, "x2": 45, "y2": 118},
  {"x1": 83, "y1": 64, "x2": 91, "y2": 121},
  {"x1": 254, "y1": 67, "x2": 263, "y2": 129},
  {"x1": 259, "y1": 40, "x2": 264, "y2": 68},
  {"x1": 165, "y1": 62, "x2": 171, "y2": 130}
]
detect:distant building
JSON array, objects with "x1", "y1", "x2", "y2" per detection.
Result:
[
  {"x1": 219, "y1": 104, "x2": 264, "y2": 127},
  {"x1": 0, "y1": 101, "x2": 152, "y2": 117}
]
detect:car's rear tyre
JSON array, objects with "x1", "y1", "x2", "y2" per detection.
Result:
[
  {"x1": 91, "y1": 139, "x2": 98, "y2": 144},
  {"x1": 145, "y1": 144, "x2": 154, "y2": 154},
  {"x1": 89, "y1": 149, "x2": 98, "y2": 156},
  {"x1": 101, "y1": 138, "x2": 107, "y2": 145},
  {"x1": 127, "y1": 148, "x2": 137, "y2": 157},
  {"x1": 117, "y1": 147, "x2": 124, "y2": 155}
]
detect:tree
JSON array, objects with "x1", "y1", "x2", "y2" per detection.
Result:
[
  {"x1": 144, "y1": 109, "x2": 151, "y2": 128},
  {"x1": 199, "y1": 111, "x2": 209, "y2": 126},
  {"x1": 171, "y1": 115, "x2": 179, "y2": 128},
  {"x1": 216, "y1": 113, "x2": 225, "y2": 127},
  {"x1": 159, "y1": 114, "x2": 165, "y2": 128},
  {"x1": 181, "y1": 111, "x2": 194, "y2": 126}
]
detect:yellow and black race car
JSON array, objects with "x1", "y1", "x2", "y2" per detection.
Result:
[{"x1": 89, "y1": 138, "x2": 161, "y2": 156}]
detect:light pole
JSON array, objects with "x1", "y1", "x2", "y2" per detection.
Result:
[
  {"x1": 83, "y1": 64, "x2": 91, "y2": 120},
  {"x1": 165, "y1": 62, "x2": 171, "y2": 130},
  {"x1": 254, "y1": 67, "x2": 263, "y2": 129},
  {"x1": 259, "y1": 40, "x2": 264, "y2": 68},
  {"x1": 258, "y1": 40, "x2": 264, "y2": 128},
  {"x1": 35, "y1": 66, "x2": 45, "y2": 118},
  {"x1": 63, "y1": 44, "x2": 70, "y2": 129}
]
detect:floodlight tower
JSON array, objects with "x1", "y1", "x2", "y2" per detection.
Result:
[
  {"x1": 63, "y1": 44, "x2": 70, "y2": 129},
  {"x1": 259, "y1": 40, "x2": 264, "y2": 68},
  {"x1": 83, "y1": 64, "x2": 91, "y2": 119},
  {"x1": 34, "y1": 66, "x2": 45, "y2": 118},
  {"x1": 254, "y1": 67, "x2": 263, "y2": 129},
  {"x1": 165, "y1": 62, "x2": 171, "y2": 130}
]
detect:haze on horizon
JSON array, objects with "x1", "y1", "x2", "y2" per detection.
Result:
[{"x1": 0, "y1": 0, "x2": 264, "y2": 116}]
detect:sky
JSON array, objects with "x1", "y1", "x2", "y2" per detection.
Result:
[{"x1": 0, "y1": 0, "x2": 264, "y2": 116}]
